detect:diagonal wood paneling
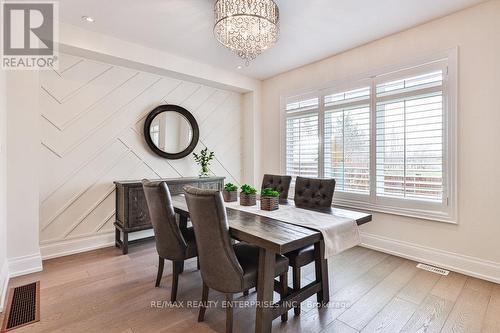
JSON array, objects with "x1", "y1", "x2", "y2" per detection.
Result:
[
  {"x1": 40, "y1": 53, "x2": 243, "y2": 251},
  {"x1": 41, "y1": 67, "x2": 139, "y2": 130},
  {"x1": 55, "y1": 53, "x2": 82, "y2": 73},
  {"x1": 40, "y1": 77, "x2": 182, "y2": 201},
  {"x1": 42, "y1": 73, "x2": 164, "y2": 156},
  {"x1": 41, "y1": 59, "x2": 111, "y2": 103}
]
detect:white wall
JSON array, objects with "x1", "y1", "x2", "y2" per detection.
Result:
[
  {"x1": 260, "y1": 1, "x2": 500, "y2": 282},
  {"x1": 242, "y1": 91, "x2": 262, "y2": 185},
  {"x1": 39, "y1": 53, "x2": 243, "y2": 259},
  {"x1": 6, "y1": 71, "x2": 43, "y2": 277},
  {"x1": 0, "y1": 69, "x2": 8, "y2": 311},
  {"x1": 1, "y1": 19, "x2": 261, "y2": 272}
]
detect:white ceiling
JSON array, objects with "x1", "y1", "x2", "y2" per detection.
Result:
[{"x1": 57, "y1": 0, "x2": 485, "y2": 80}]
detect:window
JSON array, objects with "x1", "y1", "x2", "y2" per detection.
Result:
[
  {"x1": 324, "y1": 86, "x2": 371, "y2": 194},
  {"x1": 282, "y1": 53, "x2": 457, "y2": 223},
  {"x1": 285, "y1": 97, "x2": 319, "y2": 179},
  {"x1": 376, "y1": 71, "x2": 444, "y2": 202}
]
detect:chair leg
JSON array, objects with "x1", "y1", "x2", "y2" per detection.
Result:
[
  {"x1": 179, "y1": 261, "x2": 184, "y2": 274},
  {"x1": 279, "y1": 273, "x2": 289, "y2": 322},
  {"x1": 225, "y1": 293, "x2": 234, "y2": 333},
  {"x1": 292, "y1": 266, "x2": 301, "y2": 316},
  {"x1": 198, "y1": 281, "x2": 209, "y2": 322},
  {"x1": 171, "y1": 261, "x2": 182, "y2": 302},
  {"x1": 155, "y1": 257, "x2": 164, "y2": 287}
]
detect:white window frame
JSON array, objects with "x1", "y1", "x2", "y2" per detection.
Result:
[
  {"x1": 280, "y1": 49, "x2": 458, "y2": 224},
  {"x1": 282, "y1": 91, "x2": 320, "y2": 180},
  {"x1": 320, "y1": 79, "x2": 372, "y2": 201}
]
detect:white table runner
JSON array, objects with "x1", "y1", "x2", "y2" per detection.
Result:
[{"x1": 225, "y1": 200, "x2": 361, "y2": 258}]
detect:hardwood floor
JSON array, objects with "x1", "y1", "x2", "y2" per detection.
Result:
[{"x1": 1, "y1": 242, "x2": 498, "y2": 333}]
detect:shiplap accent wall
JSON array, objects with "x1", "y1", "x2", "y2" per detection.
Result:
[{"x1": 39, "y1": 53, "x2": 242, "y2": 257}]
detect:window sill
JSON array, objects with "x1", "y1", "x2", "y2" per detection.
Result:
[{"x1": 332, "y1": 197, "x2": 457, "y2": 224}]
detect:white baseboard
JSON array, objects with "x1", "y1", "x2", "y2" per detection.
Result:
[
  {"x1": 41, "y1": 232, "x2": 115, "y2": 260},
  {"x1": 0, "y1": 261, "x2": 9, "y2": 313},
  {"x1": 360, "y1": 232, "x2": 500, "y2": 284},
  {"x1": 8, "y1": 252, "x2": 43, "y2": 278},
  {"x1": 40, "y1": 229, "x2": 154, "y2": 260},
  {"x1": 128, "y1": 229, "x2": 155, "y2": 242}
]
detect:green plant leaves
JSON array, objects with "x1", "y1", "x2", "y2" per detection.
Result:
[
  {"x1": 261, "y1": 187, "x2": 280, "y2": 197},
  {"x1": 224, "y1": 183, "x2": 238, "y2": 192},
  {"x1": 241, "y1": 184, "x2": 257, "y2": 194},
  {"x1": 193, "y1": 148, "x2": 215, "y2": 168}
]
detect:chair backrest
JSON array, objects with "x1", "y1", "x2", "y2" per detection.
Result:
[
  {"x1": 184, "y1": 186, "x2": 244, "y2": 293},
  {"x1": 294, "y1": 176, "x2": 336, "y2": 209},
  {"x1": 261, "y1": 174, "x2": 292, "y2": 203},
  {"x1": 142, "y1": 179, "x2": 187, "y2": 261}
]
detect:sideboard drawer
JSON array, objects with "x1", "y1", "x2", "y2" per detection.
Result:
[
  {"x1": 168, "y1": 182, "x2": 198, "y2": 195},
  {"x1": 198, "y1": 181, "x2": 221, "y2": 190}
]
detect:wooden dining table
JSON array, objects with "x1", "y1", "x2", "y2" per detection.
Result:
[{"x1": 171, "y1": 195, "x2": 372, "y2": 333}]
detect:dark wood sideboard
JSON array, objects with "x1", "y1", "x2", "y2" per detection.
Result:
[{"x1": 114, "y1": 177, "x2": 225, "y2": 254}]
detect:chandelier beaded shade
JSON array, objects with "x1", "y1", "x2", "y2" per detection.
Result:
[{"x1": 214, "y1": 0, "x2": 279, "y2": 64}]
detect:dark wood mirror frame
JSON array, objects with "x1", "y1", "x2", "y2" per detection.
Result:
[{"x1": 144, "y1": 104, "x2": 200, "y2": 160}]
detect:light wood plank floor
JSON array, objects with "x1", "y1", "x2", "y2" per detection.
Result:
[{"x1": 1, "y1": 242, "x2": 498, "y2": 333}]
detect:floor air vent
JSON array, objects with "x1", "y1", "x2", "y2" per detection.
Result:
[
  {"x1": 416, "y1": 263, "x2": 449, "y2": 276},
  {"x1": 1, "y1": 281, "x2": 40, "y2": 332}
]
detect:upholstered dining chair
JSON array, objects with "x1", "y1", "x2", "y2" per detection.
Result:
[
  {"x1": 286, "y1": 176, "x2": 336, "y2": 315},
  {"x1": 261, "y1": 174, "x2": 292, "y2": 203},
  {"x1": 184, "y1": 186, "x2": 290, "y2": 333},
  {"x1": 142, "y1": 179, "x2": 197, "y2": 302}
]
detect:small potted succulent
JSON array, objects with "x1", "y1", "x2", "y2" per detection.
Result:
[
  {"x1": 260, "y1": 188, "x2": 280, "y2": 211},
  {"x1": 240, "y1": 184, "x2": 257, "y2": 206},
  {"x1": 223, "y1": 183, "x2": 238, "y2": 202}
]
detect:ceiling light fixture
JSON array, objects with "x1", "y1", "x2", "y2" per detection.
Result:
[
  {"x1": 214, "y1": 0, "x2": 279, "y2": 65},
  {"x1": 82, "y1": 16, "x2": 95, "y2": 23}
]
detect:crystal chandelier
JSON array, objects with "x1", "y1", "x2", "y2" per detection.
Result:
[{"x1": 214, "y1": 0, "x2": 280, "y2": 65}]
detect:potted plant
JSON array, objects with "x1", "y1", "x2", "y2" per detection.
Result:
[
  {"x1": 260, "y1": 188, "x2": 280, "y2": 211},
  {"x1": 223, "y1": 183, "x2": 238, "y2": 202},
  {"x1": 193, "y1": 148, "x2": 215, "y2": 177},
  {"x1": 240, "y1": 184, "x2": 257, "y2": 206}
]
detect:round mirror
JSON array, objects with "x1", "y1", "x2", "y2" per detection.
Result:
[{"x1": 144, "y1": 105, "x2": 199, "y2": 159}]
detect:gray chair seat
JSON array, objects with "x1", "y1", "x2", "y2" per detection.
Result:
[
  {"x1": 285, "y1": 244, "x2": 314, "y2": 268},
  {"x1": 233, "y1": 243, "x2": 289, "y2": 289}
]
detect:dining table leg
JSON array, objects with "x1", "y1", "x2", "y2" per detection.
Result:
[
  {"x1": 255, "y1": 247, "x2": 275, "y2": 333},
  {"x1": 314, "y1": 240, "x2": 330, "y2": 305}
]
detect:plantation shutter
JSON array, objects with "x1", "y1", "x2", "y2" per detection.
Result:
[
  {"x1": 285, "y1": 96, "x2": 319, "y2": 178},
  {"x1": 324, "y1": 87, "x2": 371, "y2": 194},
  {"x1": 375, "y1": 70, "x2": 445, "y2": 202}
]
